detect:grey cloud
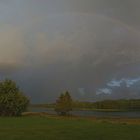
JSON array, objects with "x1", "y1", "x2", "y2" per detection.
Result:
[
  {"x1": 0, "y1": 0, "x2": 140, "y2": 102},
  {"x1": 20, "y1": 13, "x2": 140, "y2": 102}
]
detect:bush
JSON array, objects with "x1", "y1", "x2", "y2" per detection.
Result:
[
  {"x1": 0, "y1": 79, "x2": 29, "y2": 116},
  {"x1": 55, "y1": 91, "x2": 73, "y2": 116}
]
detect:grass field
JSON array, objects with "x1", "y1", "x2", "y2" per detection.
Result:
[{"x1": 0, "y1": 116, "x2": 140, "y2": 140}]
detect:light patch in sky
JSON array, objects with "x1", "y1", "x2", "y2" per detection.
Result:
[
  {"x1": 78, "y1": 88, "x2": 86, "y2": 96},
  {"x1": 0, "y1": 25, "x2": 26, "y2": 66},
  {"x1": 107, "y1": 78, "x2": 140, "y2": 88},
  {"x1": 107, "y1": 80, "x2": 121, "y2": 87},
  {"x1": 96, "y1": 88, "x2": 112, "y2": 95}
]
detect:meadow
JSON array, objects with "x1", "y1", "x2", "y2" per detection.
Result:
[{"x1": 0, "y1": 116, "x2": 140, "y2": 140}]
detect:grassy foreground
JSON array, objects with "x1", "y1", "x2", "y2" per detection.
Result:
[{"x1": 0, "y1": 116, "x2": 140, "y2": 140}]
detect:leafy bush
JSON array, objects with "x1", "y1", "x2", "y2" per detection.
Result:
[
  {"x1": 55, "y1": 91, "x2": 73, "y2": 115},
  {"x1": 0, "y1": 79, "x2": 29, "y2": 116}
]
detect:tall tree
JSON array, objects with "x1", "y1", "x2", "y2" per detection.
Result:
[
  {"x1": 0, "y1": 79, "x2": 29, "y2": 116},
  {"x1": 55, "y1": 91, "x2": 73, "y2": 115}
]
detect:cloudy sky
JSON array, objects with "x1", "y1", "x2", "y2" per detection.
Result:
[{"x1": 0, "y1": 0, "x2": 140, "y2": 103}]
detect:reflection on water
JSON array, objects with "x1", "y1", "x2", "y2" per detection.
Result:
[{"x1": 29, "y1": 107, "x2": 140, "y2": 118}]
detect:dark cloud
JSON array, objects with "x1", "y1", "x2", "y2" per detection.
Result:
[{"x1": 0, "y1": 0, "x2": 140, "y2": 102}]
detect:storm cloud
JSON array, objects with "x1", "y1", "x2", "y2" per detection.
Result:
[{"x1": 0, "y1": 0, "x2": 140, "y2": 102}]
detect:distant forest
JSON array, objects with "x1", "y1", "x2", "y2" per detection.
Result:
[{"x1": 32, "y1": 99, "x2": 140, "y2": 110}]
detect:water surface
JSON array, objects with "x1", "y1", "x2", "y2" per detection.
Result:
[{"x1": 29, "y1": 107, "x2": 140, "y2": 118}]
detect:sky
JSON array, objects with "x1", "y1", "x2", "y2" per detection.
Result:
[{"x1": 0, "y1": 0, "x2": 140, "y2": 103}]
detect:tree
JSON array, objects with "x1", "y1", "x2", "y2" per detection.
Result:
[
  {"x1": 0, "y1": 79, "x2": 29, "y2": 116},
  {"x1": 55, "y1": 91, "x2": 73, "y2": 115}
]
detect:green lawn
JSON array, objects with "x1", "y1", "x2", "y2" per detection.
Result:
[{"x1": 0, "y1": 117, "x2": 140, "y2": 140}]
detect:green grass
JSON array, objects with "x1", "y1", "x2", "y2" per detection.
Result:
[{"x1": 0, "y1": 116, "x2": 139, "y2": 140}]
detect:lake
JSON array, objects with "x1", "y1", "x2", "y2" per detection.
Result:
[{"x1": 29, "y1": 107, "x2": 140, "y2": 118}]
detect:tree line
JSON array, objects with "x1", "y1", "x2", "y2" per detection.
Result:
[
  {"x1": 93, "y1": 99, "x2": 140, "y2": 110},
  {"x1": 0, "y1": 79, "x2": 140, "y2": 116},
  {"x1": 0, "y1": 79, "x2": 73, "y2": 116}
]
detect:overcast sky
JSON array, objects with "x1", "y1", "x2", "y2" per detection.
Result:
[{"x1": 0, "y1": 0, "x2": 140, "y2": 103}]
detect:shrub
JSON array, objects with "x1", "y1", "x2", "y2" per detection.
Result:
[
  {"x1": 55, "y1": 91, "x2": 73, "y2": 116},
  {"x1": 0, "y1": 79, "x2": 29, "y2": 116}
]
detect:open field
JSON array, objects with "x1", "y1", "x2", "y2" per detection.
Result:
[{"x1": 0, "y1": 116, "x2": 140, "y2": 140}]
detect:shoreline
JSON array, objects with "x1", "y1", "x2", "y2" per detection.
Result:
[
  {"x1": 22, "y1": 112, "x2": 140, "y2": 124},
  {"x1": 29, "y1": 106, "x2": 140, "y2": 112}
]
